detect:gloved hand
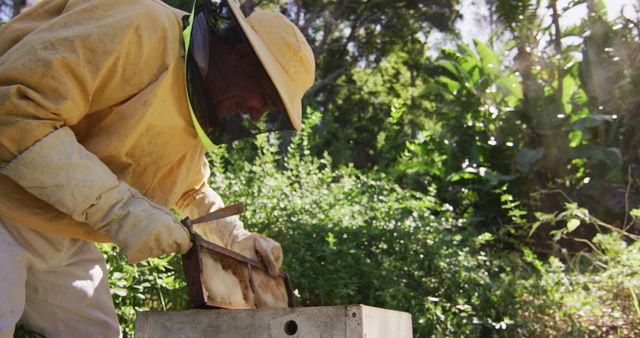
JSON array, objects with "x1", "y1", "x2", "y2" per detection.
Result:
[
  {"x1": 230, "y1": 231, "x2": 283, "y2": 277},
  {"x1": 102, "y1": 182, "x2": 192, "y2": 262},
  {"x1": 0, "y1": 127, "x2": 191, "y2": 262},
  {"x1": 193, "y1": 219, "x2": 283, "y2": 277},
  {"x1": 182, "y1": 186, "x2": 283, "y2": 276}
]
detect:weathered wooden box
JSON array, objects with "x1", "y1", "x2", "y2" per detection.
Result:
[{"x1": 135, "y1": 305, "x2": 413, "y2": 337}]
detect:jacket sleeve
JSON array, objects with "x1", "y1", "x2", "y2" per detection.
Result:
[{"x1": 177, "y1": 159, "x2": 247, "y2": 248}]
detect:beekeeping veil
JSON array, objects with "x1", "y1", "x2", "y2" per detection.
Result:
[{"x1": 182, "y1": 0, "x2": 315, "y2": 147}]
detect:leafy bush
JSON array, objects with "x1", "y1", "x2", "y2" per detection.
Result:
[
  {"x1": 99, "y1": 244, "x2": 188, "y2": 337},
  {"x1": 102, "y1": 111, "x2": 640, "y2": 337},
  {"x1": 207, "y1": 112, "x2": 519, "y2": 336},
  {"x1": 513, "y1": 233, "x2": 640, "y2": 337}
]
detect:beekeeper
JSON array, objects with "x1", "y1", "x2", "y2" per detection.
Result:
[{"x1": 0, "y1": 0, "x2": 315, "y2": 336}]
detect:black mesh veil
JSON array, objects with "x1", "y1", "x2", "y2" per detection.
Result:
[{"x1": 183, "y1": 0, "x2": 294, "y2": 145}]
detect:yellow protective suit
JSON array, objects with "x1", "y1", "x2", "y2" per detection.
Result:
[
  {"x1": 0, "y1": 0, "x2": 208, "y2": 242},
  {"x1": 0, "y1": 0, "x2": 281, "y2": 268}
]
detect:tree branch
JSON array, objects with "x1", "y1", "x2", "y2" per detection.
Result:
[
  {"x1": 550, "y1": 0, "x2": 564, "y2": 114},
  {"x1": 306, "y1": 58, "x2": 358, "y2": 95}
]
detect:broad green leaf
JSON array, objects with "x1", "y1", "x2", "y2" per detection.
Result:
[
  {"x1": 457, "y1": 42, "x2": 476, "y2": 58},
  {"x1": 474, "y1": 39, "x2": 500, "y2": 76},
  {"x1": 602, "y1": 147, "x2": 624, "y2": 170},
  {"x1": 468, "y1": 64, "x2": 481, "y2": 83},
  {"x1": 529, "y1": 221, "x2": 541, "y2": 237},
  {"x1": 570, "y1": 145, "x2": 623, "y2": 169},
  {"x1": 592, "y1": 0, "x2": 608, "y2": 17},
  {"x1": 568, "y1": 114, "x2": 613, "y2": 130},
  {"x1": 509, "y1": 209, "x2": 527, "y2": 217},
  {"x1": 564, "y1": 202, "x2": 579, "y2": 211},
  {"x1": 562, "y1": 24, "x2": 582, "y2": 37},
  {"x1": 390, "y1": 98, "x2": 405, "y2": 119},
  {"x1": 562, "y1": 76, "x2": 577, "y2": 113},
  {"x1": 551, "y1": 229, "x2": 564, "y2": 242},
  {"x1": 448, "y1": 170, "x2": 478, "y2": 182},
  {"x1": 515, "y1": 148, "x2": 545, "y2": 173},
  {"x1": 476, "y1": 232, "x2": 494, "y2": 244},
  {"x1": 571, "y1": 88, "x2": 589, "y2": 106},
  {"x1": 436, "y1": 76, "x2": 461, "y2": 93},
  {"x1": 439, "y1": 60, "x2": 460, "y2": 78},
  {"x1": 574, "y1": 207, "x2": 590, "y2": 221},
  {"x1": 566, "y1": 218, "x2": 581, "y2": 232},
  {"x1": 496, "y1": 74, "x2": 523, "y2": 101},
  {"x1": 569, "y1": 130, "x2": 582, "y2": 147},
  {"x1": 325, "y1": 232, "x2": 337, "y2": 250},
  {"x1": 459, "y1": 54, "x2": 479, "y2": 74}
]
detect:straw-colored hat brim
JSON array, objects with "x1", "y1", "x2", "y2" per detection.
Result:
[{"x1": 227, "y1": 0, "x2": 303, "y2": 130}]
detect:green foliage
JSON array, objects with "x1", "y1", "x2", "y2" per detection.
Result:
[
  {"x1": 514, "y1": 233, "x2": 640, "y2": 336},
  {"x1": 106, "y1": 113, "x2": 640, "y2": 336},
  {"x1": 208, "y1": 114, "x2": 525, "y2": 336},
  {"x1": 210, "y1": 111, "x2": 640, "y2": 335},
  {"x1": 99, "y1": 244, "x2": 188, "y2": 337}
]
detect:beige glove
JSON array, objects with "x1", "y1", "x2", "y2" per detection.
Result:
[
  {"x1": 235, "y1": 231, "x2": 283, "y2": 277},
  {"x1": 181, "y1": 185, "x2": 283, "y2": 276},
  {"x1": 0, "y1": 127, "x2": 191, "y2": 262}
]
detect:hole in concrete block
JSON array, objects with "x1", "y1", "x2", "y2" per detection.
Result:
[
  {"x1": 284, "y1": 320, "x2": 298, "y2": 335},
  {"x1": 352, "y1": 312, "x2": 357, "y2": 318}
]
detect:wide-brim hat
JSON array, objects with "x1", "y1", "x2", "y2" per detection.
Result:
[{"x1": 226, "y1": 0, "x2": 315, "y2": 130}]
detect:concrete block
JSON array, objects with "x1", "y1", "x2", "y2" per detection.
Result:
[{"x1": 135, "y1": 305, "x2": 412, "y2": 338}]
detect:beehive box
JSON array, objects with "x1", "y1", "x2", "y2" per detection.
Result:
[{"x1": 135, "y1": 305, "x2": 413, "y2": 337}]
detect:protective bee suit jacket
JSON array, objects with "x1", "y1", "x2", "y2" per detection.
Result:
[{"x1": 0, "y1": 0, "x2": 279, "y2": 267}]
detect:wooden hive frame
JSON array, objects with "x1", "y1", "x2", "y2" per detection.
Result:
[{"x1": 181, "y1": 234, "x2": 295, "y2": 309}]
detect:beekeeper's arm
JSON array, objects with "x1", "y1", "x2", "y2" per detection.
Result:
[
  {"x1": 177, "y1": 161, "x2": 282, "y2": 277},
  {"x1": 0, "y1": 4, "x2": 190, "y2": 262}
]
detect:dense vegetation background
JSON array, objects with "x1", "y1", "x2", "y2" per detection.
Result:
[{"x1": 5, "y1": 0, "x2": 640, "y2": 336}]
